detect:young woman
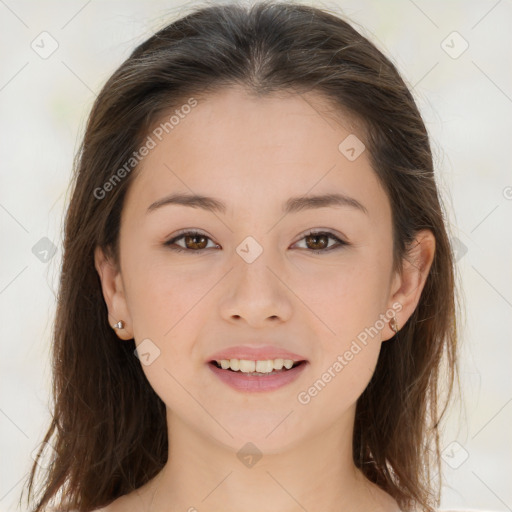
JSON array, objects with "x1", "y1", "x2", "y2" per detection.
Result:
[{"x1": 22, "y1": 2, "x2": 459, "y2": 511}]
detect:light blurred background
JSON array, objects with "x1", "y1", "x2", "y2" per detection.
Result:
[{"x1": 1, "y1": 0, "x2": 511, "y2": 511}]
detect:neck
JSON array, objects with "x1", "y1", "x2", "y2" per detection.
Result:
[{"x1": 141, "y1": 405, "x2": 397, "y2": 512}]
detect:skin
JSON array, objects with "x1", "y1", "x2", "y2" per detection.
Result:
[{"x1": 94, "y1": 85, "x2": 435, "y2": 512}]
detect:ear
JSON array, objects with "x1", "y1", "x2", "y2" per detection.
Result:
[
  {"x1": 94, "y1": 246, "x2": 134, "y2": 340},
  {"x1": 383, "y1": 229, "x2": 436, "y2": 341}
]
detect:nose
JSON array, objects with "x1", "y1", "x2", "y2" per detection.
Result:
[{"x1": 218, "y1": 247, "x2": 294, "y2": 328}]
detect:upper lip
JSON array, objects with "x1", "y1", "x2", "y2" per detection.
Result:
[{"x1": 208, "y1": 344, "x2": 307, "y2": 362}]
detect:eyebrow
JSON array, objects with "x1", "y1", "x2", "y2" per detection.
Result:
[{"x1": 146, "y1": 192, "x2": 368, "y2": 215}]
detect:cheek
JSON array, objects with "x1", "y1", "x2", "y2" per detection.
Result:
[
  {"x1": 293, "y1": 256, "x2": 389, "y2": 408},
  {"x1": 123, "y1": 256, "x2": 225, "y2": 388},
  {"x1": 293, "y1": 255, "x2": 388, "y2": 335},
  {"x1": 123, "y1": 261, "x2": 214, "y2": 411},
  {"x1": 125, "y1": 254, "x2": 213, "y2": 338},
  {"x1": 297, "y1": 267, "x2": 385, "y2": 414}
]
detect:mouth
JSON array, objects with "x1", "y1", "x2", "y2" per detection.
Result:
[
  {"x1": 207, "y1": 358, "x2": 308, "y2": 392},
  {"x1": 208, "y1": 359, "x2": 307, "y2": 376}
]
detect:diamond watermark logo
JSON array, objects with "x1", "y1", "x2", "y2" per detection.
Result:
[
  {"x1": 236, "y1": 236, "x2": 263, "y2": 264},
  {"x1": 31, "y1": 31, "x2": 59, "y2": 59},
  {"x1": 32, "y1": 237, "x2": 57, "y2": 263},
  {"x1": 338, "y1": 134, "x2": 366, "y2": 161},
  {"x1": 441, "y1": 441, "x2": 469, "y2": 469},
  {"x1": 237, "y1": 442, "x2": 263, "y2": 468},
  {"x1": 441, "y1": 31, "x2": 469, "y2": 59},
  {"x1": 134, "y1": 338, "x2": 161, "y2": 366},
  {"x1": 451, "y1": 236, "x2": 468, "y2": 262}
]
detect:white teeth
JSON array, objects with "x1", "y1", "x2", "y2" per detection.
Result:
[
  {"x1": 283, "y1": 359, "x2": 294, "y2": 369},
  {"x1": 239, "y1": 360, "x2": 255, "y2": 372},
  {"x1": 274, "y1": 358, "x2": 284, "y2": 370},
  {"x1": 216, "y1": 358, "x2": 298, "y2": 373},
  {"x1": 255, "y1": 360, "x2": 272, "y2": 373}
]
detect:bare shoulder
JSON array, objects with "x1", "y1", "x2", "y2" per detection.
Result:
[
  {"x1": 91, "y1": 489, "x2": 146, "y2": 512},
  {"x1": 90, "y1": 496, "x2": 128, "y2": 512},
  {"x1": 40, "y1": 501, "x2": 121, "y2": 512},
  {"x1": 362, "y1": 477, "x2": 402, "y2": 512},
  {"x1": 90, "y1": 473, "x2": 160, "y2": 512},
  {"x1": 90, "y1": 502, "x2": 120, "y2": 512},
  {"x1": 92, "y1": 506, "x2": 115, "y2": 512}
]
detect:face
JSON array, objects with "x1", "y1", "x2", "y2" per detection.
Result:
[{"x1": 95, "y1": 85, "x2": 417, "y2": 453}]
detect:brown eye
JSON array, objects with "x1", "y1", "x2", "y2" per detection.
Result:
[
  {"x1": 305, "y1": 233, "x2": 329, "y2": 250},
  {"x1": 183, "y1": 234, "x2": 208, "y2": 250},
  {"x1": 164, "y1": 230, "x2": 218, "y2": 253},
  {"x1": 294, "y1": 231, "x2": 348, "y2": 253},
  {"x1": 164, "y1": 230, "x2": 347, "y2": 255}
]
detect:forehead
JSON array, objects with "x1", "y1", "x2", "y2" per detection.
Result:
[{"x1": 124, "y1": 85, "x2": 389, "y2": 221}]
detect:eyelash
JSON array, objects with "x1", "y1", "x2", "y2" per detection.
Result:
[{"x1": 163, "y1": 229, "x2": 348, "y2": 254}]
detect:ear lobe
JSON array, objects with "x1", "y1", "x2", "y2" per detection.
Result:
[
  {"x1": 384, "y1": 229, "x2": 436, "y2": 340},
  {"x1": 94, "y1": 246, "x2": 133, "y2": 340}
]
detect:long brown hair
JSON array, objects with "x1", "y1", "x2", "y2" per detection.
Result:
[{"x1": 21, "y1": 2, "x2": 459, "y2": 511}]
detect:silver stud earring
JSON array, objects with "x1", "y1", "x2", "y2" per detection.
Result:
[{"x1": 113, "y1": 320, "x2": 125, "y2": 330}]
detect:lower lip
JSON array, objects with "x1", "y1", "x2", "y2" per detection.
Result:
[{"x1": 207, "y1": 361, "x2": 308, "y2": 392}]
